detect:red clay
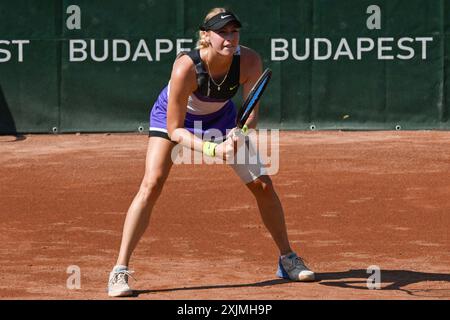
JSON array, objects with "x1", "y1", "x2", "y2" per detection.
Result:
[{"x1": 0, "y1": 131, "x2": 449, "y2": 299}]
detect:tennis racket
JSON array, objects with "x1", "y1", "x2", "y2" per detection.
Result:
[{"x1": 236, "y1": 68, "x2": 272, "y2": 135}]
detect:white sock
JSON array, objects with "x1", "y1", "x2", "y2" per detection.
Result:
[
  {"x1": 113, "y1": 264, "x2": 128, "y2": 272},
  {"x1": 281, "y1": 252, "x2": 295, "y2": 259}
]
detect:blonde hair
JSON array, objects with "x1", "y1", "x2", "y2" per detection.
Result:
[{"x1": 196, "y1": 8, "x2": 227, "y2": 49}]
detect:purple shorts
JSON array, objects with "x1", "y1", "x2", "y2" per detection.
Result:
[
  {"x1": 149, "y1": 86, "x2": 237, "y2": 141},
  {"x1": 148, "y1": 85, "x2": 266, "y2": 184}
]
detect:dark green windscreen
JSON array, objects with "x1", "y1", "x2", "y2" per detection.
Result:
[{"x1": 0, "y1": 0, "x2": 448, "y2": 133}]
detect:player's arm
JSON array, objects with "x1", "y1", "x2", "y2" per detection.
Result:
[
  {"x1": 167, "y1": 56, "x2": 236, "y2": 160},
  {"x1": 240, "y1": 47, "x2": 263, "y2": 129},
  {"x1": 167, "y1": 55, "x2": 241, "y2": 160},
  {"x1": 166, "y1": 55, "x2": 204, "y2": 153}
]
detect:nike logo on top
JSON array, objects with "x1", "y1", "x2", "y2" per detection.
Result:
[
  {"x1": 221, "y1": 15, "x2": 232, "y2": 19},
  {"x1": 230, "y1": 84, "x2": 239, "y2": 91}
]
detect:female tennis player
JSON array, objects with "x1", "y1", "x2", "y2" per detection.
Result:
[{"x1": 108, "y1": 8, "x2": 315, "y2": 297}]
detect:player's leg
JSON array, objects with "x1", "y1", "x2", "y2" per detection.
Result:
[
  {"x1": 116, "y1": 136, "x2": 175, "y2": 266},
  {"x1": 245, "y1": 175, "x2": 292, "y2": 255},
  {"x1": 228, "y1": 137, "x2": 292, "y2": 255},
  {"x1": 108, "y1": 136, "x2": 175, "y2": 297},
  {"x1": 245, "y1": 175, "x2": 315, "y2": 282},
  {"x1": 230, "y1": 136, "x2": 315, "y2": 282}
]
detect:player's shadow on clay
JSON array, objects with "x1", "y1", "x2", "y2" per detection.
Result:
[
  {"x1": 131, "y1": 279, "x2": 290, "y2": 297},
  {"x1": 132, "y1": 269, "x2": 450, "y2": 298},
  {"x1": 317, "y1": 269, "x2": 450, "y2": 298}
]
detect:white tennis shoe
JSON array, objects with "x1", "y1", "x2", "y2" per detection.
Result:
[
  {"x1": 276, "y1": 252, "x2": 315, "y2": 282},
  {"x1": 108, "y1": 265, "x2": 135, "y2": 297}
]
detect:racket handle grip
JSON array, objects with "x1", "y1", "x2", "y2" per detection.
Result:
[{"x1": 233, "y1": 125, "x2": 249, "y2": 138}]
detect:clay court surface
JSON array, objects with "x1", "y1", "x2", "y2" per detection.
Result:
[{"x1": 0, "y1": 131, "x2": 449, "y2": 300}]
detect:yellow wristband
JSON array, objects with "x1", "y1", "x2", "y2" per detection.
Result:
[
  {"x1": 203, "y1": 141, "x2": 217, "y2": 157},
  {"x1": 241, "y1": 124, "x2": 249, "y2": 135}
]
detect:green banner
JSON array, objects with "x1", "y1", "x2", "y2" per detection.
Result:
[{"x1": 0, "y1": 0, "x2": 449, "y2": 133}]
